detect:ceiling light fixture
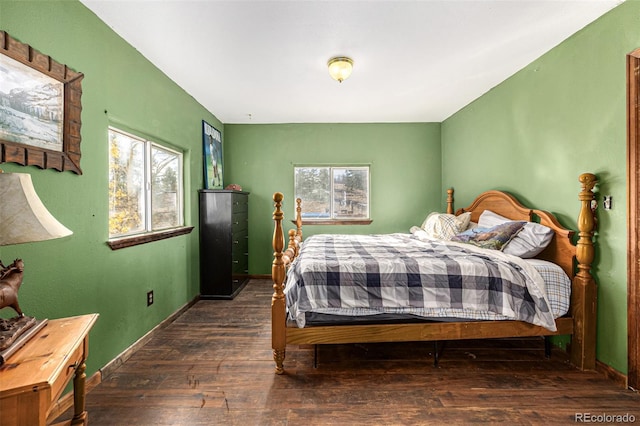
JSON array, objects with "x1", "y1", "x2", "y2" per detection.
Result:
[{"x1": 327, "y1": 57, "x2": 353, "y2": 83}]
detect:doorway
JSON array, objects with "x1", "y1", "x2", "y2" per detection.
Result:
[{"x1": 627, "y1": 47, "x2": 640, "y2": 391}]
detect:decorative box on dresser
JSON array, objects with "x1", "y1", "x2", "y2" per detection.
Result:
[{"x1": 199, "y1": 190, "x2": 249, "y2": 299}]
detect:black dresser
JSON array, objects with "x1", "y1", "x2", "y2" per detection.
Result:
[{"x1": 199, "y1": 190, "x2": 249, "y2": 299}]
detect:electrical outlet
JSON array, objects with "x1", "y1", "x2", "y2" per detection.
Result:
[{"x1": 147, "y1": 290, "x2": 154, "y2": 306}]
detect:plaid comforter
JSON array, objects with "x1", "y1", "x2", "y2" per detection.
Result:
[{"x1": 284, "y1": 233, "x2": 557, "y2": 331}]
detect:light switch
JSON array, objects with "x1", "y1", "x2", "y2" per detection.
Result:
[{"x1": 603, "y1": 195, "x2": 612, "y2": 210}]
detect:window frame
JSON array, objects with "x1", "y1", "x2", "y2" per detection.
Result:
[
  {"x1": 148, "y1": 142, "x2": 185, "y2": 232},
  {"x1": 107, "y1": 127, "x2": 192, "y2": 250},
  {"x1": 294, "y1": 164, "x2": 372, "y2": 225}
]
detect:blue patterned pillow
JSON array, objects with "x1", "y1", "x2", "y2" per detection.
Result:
[{"x1": 451, "y1": 221, "x2": 526, "y2": 250}]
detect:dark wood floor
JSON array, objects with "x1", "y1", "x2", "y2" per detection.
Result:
[{"x1": 70, "y1": 280, "x2": 639, "y2": 425}]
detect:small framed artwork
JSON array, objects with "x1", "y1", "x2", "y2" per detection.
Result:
[
  {"x1": 0, "y1": 31, "x2": 84, "y2": 174},
  {"x1": 202, "y1": 120, "x2": 223, "y2": 189}
]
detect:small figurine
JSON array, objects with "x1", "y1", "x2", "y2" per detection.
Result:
[
  {"x1": 224, "y1": 183, "x2": 242, "y2": 191},
  {"x1": 0, "y1": 259, "x2": 25, "y2": 317}
]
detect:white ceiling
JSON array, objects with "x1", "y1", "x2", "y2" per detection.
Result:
[{"x1": 80, "y1": 0, "x2": 624, "y2": 124}]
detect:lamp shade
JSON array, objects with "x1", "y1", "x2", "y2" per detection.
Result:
[{"x1": 0, "y1": 173, "x2": 72, "y2": 246}]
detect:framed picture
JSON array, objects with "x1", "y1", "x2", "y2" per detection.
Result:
[
  {"x1": 202, "y1": 120, "x2": 223, "y2": 189},
  {"x1": 0, "y1": 31, "x2": 84, "y2": 174}
]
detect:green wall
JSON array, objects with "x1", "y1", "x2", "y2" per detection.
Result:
[
  {"x1": 442, "y1": 0, "x2": 639, "y2": 374},
  {"x1": 224, "y1": 123, "x2": 442, "y2": 274},
  {"x1": 0, "y1": 0, "x2": 220, "y2": 375}
]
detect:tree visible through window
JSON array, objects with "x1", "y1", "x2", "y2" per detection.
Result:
[
  {"x1": 109, "y1": 128, "x2": 183, "y2": 239},
  {"x1": 294, "y1": 166, "x2": 369, "y2": 221}
]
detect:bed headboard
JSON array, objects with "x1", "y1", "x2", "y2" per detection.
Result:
[{"x1": 454, "y1": 190, "x2": 577, "y2": 278}]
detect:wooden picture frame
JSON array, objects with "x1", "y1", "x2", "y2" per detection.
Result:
[
  {"x1": 0, "y1": 31, "x2": 83, "y2": 174},
  {"x1": 202, "y1": 120, "x2": 223, "y2": 189}
]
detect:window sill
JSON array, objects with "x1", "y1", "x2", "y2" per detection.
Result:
[
  {"x1": 107, "y1": 226, "x2": 194, "y2": 250},
  {"x1": 293, "y1": 219, "x2": 373, "y2": 226}
]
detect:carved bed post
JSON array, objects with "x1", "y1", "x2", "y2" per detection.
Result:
[
  {"x1": 446, "y1": 189, "x2": 454, "y2": 214},
  {"x1": 287, "y1": 229, "x2": 299, "y2": 258},
  {"x1": 295, "y1": 198, "x2": 303, "y2": 239},
  {"x1": 272, "y1": 192, "x2": 287, "y2": 374},
  {"x1": 571, "y1": 173, "x2": 598, "y2": 370}
]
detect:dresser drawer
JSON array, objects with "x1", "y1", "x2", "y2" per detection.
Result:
[
  {"x1": 232, "y1": 234, "x2": 248, "y2": 253},
  {"x1": 231, "y1": 195, "x2": 248, "y2": 213},
  {"x1": 232, "y1": 236, "x2": 248, "y2": 271},
  {"x1": 232, "y1": 257, "x2": 248, "y2": 274},
  {"x1": 232, "y1": 210, "x2": 247, "y2": 229}
]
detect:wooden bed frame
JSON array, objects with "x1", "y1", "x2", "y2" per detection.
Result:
[{"x1": 271, "y1": 173, "x2": 598, "y2": 374}]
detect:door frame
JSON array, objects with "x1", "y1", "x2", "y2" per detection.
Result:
[{"x1": 627, "y1": 48, "x2": 640, "y2": 391}]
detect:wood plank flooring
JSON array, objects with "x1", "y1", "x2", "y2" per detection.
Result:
[{"x1": 67, "y1": 280, "x2": 639, "y2": 425}]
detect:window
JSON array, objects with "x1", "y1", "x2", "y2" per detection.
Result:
[
  {"x1": 294, "y1": 166, "x2": 370, "y2": 223},
  {"x1": 108, "y1": 127, "x2": 185, "y2": 242}
]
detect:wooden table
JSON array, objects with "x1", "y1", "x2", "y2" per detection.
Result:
[{"x1": 0, "y1": 314, "x2": 98, "y2": 426}]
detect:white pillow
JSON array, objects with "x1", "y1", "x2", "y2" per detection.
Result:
[
  {"x1": 421, "y1": 212, "x2": 471, "y2": 241},
  {"x1": 478, "y1": 210, "x2": 509, "y2": 228},
  {"x1": 478, "y1": 210, "x2": 554, "y2": 258}
]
